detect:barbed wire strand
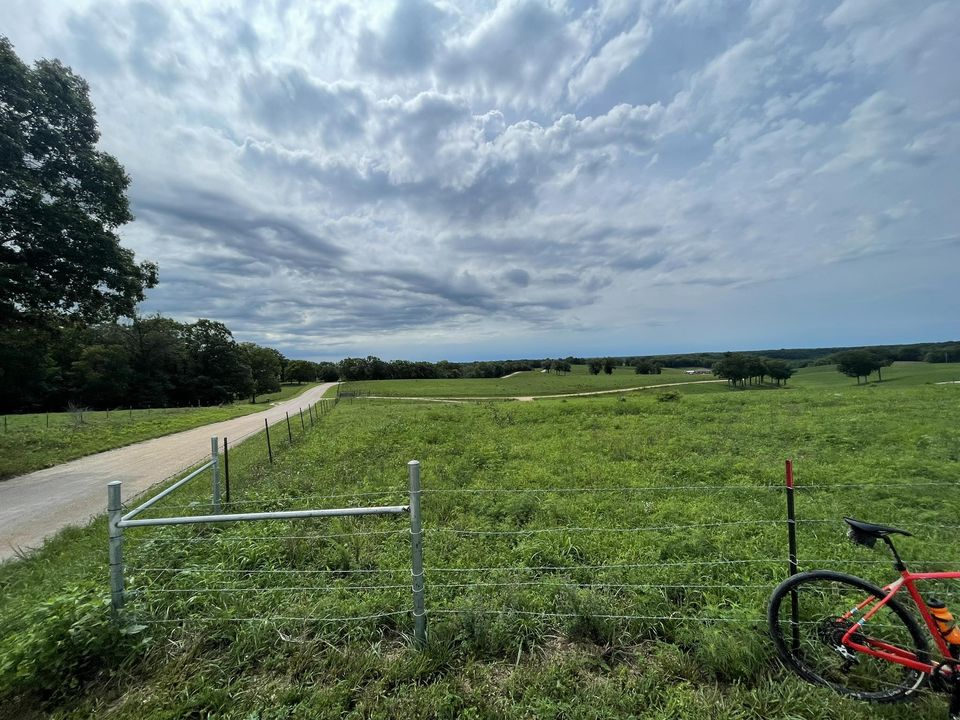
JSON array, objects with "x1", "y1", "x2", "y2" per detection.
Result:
[
  {"x1": 427, "y1": 609, "x2": 765, "y2": 623},
  {"x1": 130, "y1": 566, "x2": 411, "y2": 575},
  {"x1": 426, "y1": 520, "x2": 783, "y2": 536},
  {"x1": 418, "y1": 481, "x2": 957, "y2": 494},
  {"x1": 131, "y1": 583, "x2": 410, "y2": 594}
]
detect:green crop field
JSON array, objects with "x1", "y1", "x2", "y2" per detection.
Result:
[
  {"x1": 331, "y1": 364, "x2": 723, "y2": 398},
  {"x1": 0, "y1": 382, "x2": 320, "y2": 480},
  {"x1": 2, "y1": 365, "x2": 960, "y2": 718}
]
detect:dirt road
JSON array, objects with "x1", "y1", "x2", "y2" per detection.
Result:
[
  {"x1": 0, "y1": 383, "x2": 337, "y2": 563},
  {"x1": 364, "y1": 379, "x2": 726, "y2": 403}
]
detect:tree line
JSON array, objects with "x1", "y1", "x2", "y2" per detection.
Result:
[{"x1": 0, "y1": 317, "x2": 327, "y2": 412}]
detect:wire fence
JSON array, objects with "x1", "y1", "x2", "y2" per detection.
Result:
[{"x1": 115, "y1": 453, "x2": 960, "y2": 642}]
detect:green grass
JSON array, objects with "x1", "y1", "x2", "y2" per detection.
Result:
[
  {"x1": 329, "y1": 361, "x2": 960, "y2": 399},
  {"x1": 0, "y1": 383, "x2": 320, "y2": 480},
  {"x1": 789, "y1": 362, "x2": 960, "y2": 389},
  {"x1": 2, "y1": 374, "x2": 960, "y2": 718},
  {"x1": 331, "y1": 365, "x2": 721, "y2": 398}
]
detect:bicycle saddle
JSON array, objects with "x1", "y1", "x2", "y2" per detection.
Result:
[{"x1": 844, "y1": 517, "x2": 912, "y2": 547}]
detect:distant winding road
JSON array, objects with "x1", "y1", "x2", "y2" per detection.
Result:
[
  {"x1": 0, "y1": 382, "x2": 337, "y2": 563},
  {"x1": 364, "y1": 379, "x2": 726, "y2": 403}
]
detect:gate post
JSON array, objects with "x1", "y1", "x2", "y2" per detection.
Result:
[
  {"x1": 408, "y1": 460, "x2": 427, "y2": 646},
  {"x1": 211, "y1": 436, "x2": 221, "y2": 513},
  {"x1": 108, "y1": 481, "x2": 125, "y2": 615}
]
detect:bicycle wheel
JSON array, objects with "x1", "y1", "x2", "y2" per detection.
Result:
[{"x1": 768, "y1": 569, "x2": 928, "y2": 702}]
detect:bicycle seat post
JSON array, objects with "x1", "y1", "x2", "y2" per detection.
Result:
[{"x1": 882, "y1": 536, "x2": 907, "y2": 572}]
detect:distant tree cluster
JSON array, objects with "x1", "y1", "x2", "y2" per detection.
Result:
[
  {"x1": 542, "y1": 360, "x2": 572, "y2": 374},
  {"x1": 711, "y1": 353, "x2": 795, "y2": 387},
  {"x1": 586, "y1": 358, "x2": 617, "y2": 375},
  {"x1": 633, "y1": 360, "x2": 662, "y2": 375},
  {"x1": 834, "y1": 349, "x2": 894, "y2": 384}
]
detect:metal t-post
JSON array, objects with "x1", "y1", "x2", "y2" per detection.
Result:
[
  {"x1": 107, "y1": 481, "x2": 125, "y2": 615},
  {"x1": 785, "y1": 459, "x2": 799, "y2": 651},
  {"x1": 264, "y1": 418, "x2": 273, "y2": 463},
  {"x1": 211, "y1": 436, "x2": 221, "y2": 513},
  {"x1": 408, "y1": 460, "x2": 427, "y2": 646}
]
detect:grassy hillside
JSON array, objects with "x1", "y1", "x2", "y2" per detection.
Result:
[
  {"x1": 330, "y1": 361, "x2": 960, "y2": 399},
  {"x1": 0, "y1": 383, "x2": 320, "y2": 480},
  {"x1": 2, "y1": 372, "x2": 959, "y2": 718},
  {"x1": 332, "y1": 364, "x2": 723, "y2": 398}
]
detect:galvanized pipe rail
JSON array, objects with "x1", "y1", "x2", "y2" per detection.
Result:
[
  {"x1": 121, "y1": 460, "x2": 213, "y2": 522},
  {"x1": 107, "y1": 453, "x2": 429, "y2": 645},
  {"x1": 118, "y1": 505, "x2": 408, "y2": 529}
]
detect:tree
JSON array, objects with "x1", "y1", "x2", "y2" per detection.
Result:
[
  {"x1": 70, "y1": 342, "x2": 132, "y2": 407},
  {"x1": 183, "y1": 320, "x2": 251, "y2": 404},
  {"x1": 286, "y1": 359, "x2": 317, "y2": 384},
  {"x1": 602, "y1": 358, "x2": 615, "y2": 375},
  {"x1": 712, "y1": 353, "x2": 750, "y2": 387},
  {"x1": 127, "y1": 315, "x2": 187, "y2": 408},
  {"x1": 242, "y1": 343, "x2": 282, "y2": 403},
  {"x1": 746, "y1": 356, "x2": 767, "y2": 385},
  {"x1": 835, "y1": 350, "x2": 880, "y2": 385},
  {"x1": 634, "y1": 359, "x2": 660, "y2": 375},
  {"x1": 875, "y1": 355, "x2": 894, "y2": 382},
  {"x1": 765, "y1": 359, "x2": 794, "y2": 386},
  {"x1": 316, "y1": 362, "x2": 340, "y2": 382},
  {"x1": 588, "y1": 359, "x2": 602, "y2": 375},
  {"x1": 0, "y1": 38, "x2": 157, "y2": 328}
]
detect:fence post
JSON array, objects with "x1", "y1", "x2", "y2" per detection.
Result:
[
  {"x1": 785, "y1": 459, "x2": 800, "y2": 651},
  {"x1": 299, "y1": 408, "x2": 305, "y2": 432},
  {"x1": 108, "y1": 481, "x2": 125, "y2": 616},
  {"x1": 408, "y1": 460, "x2": 427, "y2": 646},
  {"x1": 265, "y1": 418, "x2": 273, "y2": 463},
  {"x1": 211, "y1": 436, "x2": 221, "y2": 513},
  {"x1": 223, "y1": 436, "x2": 230, "y2": 503},
  {"x1": 285, "y1": 412, "x2": 293, "y2": 444}
]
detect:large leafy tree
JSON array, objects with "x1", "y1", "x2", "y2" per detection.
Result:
[
  {"x1": 835, "y1": 349, "x2": 881, "y2": 384},
  {"x1": 0, "y1": 37, "x2": 157, "y2": 327},
  {"x1": 183, "y1": 320, "x2": 252, "y2": 405},
  {"x1": 242, "y1": 343, "x2": 282, "y2": 403}
]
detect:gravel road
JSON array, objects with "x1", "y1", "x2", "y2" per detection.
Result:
[{"x1": 0, "y1": 382, "x2": 337, "y2": 563}]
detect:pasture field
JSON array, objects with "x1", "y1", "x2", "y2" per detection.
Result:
[
  {"x1": 789, "y1": 361, "x2": 960, "y2": 389},
  {"x1": 2, "y1": 370, "x2": 960, "y2": 718},
  {"x1": 332, "y1": 364, "x2": 722, "y2": 398},
  {"x1": 331, "y1": 360, "x2": 960, "y2": 399},
  {"x1": 0, "y1": 382, "x2": 319, "y2": 480}
]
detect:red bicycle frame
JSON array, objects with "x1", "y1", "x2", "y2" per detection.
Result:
[{"x1": 839, "y1": 569, "x2": 960, "y2": 673}]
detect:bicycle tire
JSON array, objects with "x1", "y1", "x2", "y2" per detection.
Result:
[{"x1": 768, "y1": 569, "x2": 928, "y2": 703}]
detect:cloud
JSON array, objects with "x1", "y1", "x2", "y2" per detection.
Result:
[
  {"x1": 568, "y1": 14, "x2": 652, "y2": 103},
  {"x1": 4, "y1": 0, "x2": 956, "y2": 358},
  {"x1": 241, "y1": 67, "x2": 369, "y2": 144},
  {"x1": 439, "y1": 0, "x2": 583, "y2": 108},
  {"x1": 357, "y1": 0, "x2": 449, "y2": 76}
]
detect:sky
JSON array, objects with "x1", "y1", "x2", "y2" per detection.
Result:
[{"x1": 6, "y1": 0, "x2": 959, "y2": 362}]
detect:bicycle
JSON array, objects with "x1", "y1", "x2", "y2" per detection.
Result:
[{"x1": 768, "y1": 517, "x2": 960, "y2": 719}]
